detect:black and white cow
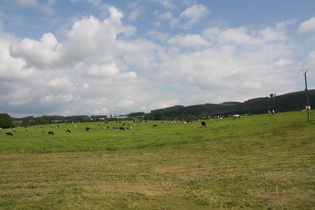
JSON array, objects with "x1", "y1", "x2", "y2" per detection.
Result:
[
  {"x1": 6, "y1": 132, "x2": 13, "y2": 137},
  {"x1": 233, "y1": 114, "x2": 241, "y2": 119}
]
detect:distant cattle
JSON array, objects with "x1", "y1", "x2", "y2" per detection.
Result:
[
  {"x1": 6, "y1": 132, "x2": 13, "y2": 137},
  {"x1": 66, "y1": 129, "x2": 71, "y2": 133},
  {"x1": 153, "y1": 124, "x2": 158, "y2": 127},
  {"x1": 86, "y1": 127, "x2": 91, "y2": 131},
  {"x1": 233, "y1": 114, "x2": 241, "y2": 119},
  {"x1": 48, "y1": 131, "x2": 54, "y2": 135},
  {"x1": 201, "y1": 121, "x2": 206, "y2": 127}
]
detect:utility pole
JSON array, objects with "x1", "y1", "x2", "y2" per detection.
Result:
[{"x1": 303, "y1": 70, "x2": 310, "y2": 122}]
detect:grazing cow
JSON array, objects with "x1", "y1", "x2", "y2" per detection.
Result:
[
  {"x1": 48, "y1": 131, "x2": 54, "y2": 135},
  {"x1": 233, "y1": 114, "x2": 241, "y2": 119},
  {"x1": 153, "y1": 124, "x2": 158, "y2": 127},
  {"x1": 6, "y1": 132, "x2": 13, "y2": 137},
  {"x1": 66, "y1": 129, "x2": 71, "y2": 133},
  {"x1": 118, "y1": 127, "x2": 125, "y2": 131},
  {"x1": 86, "y1": 127, "x2": 91, "y2": 131},
  {"x1": 201, "y1": 121, "x2": 206, "y2": 127}
]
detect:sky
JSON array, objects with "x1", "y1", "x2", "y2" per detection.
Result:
[{"x1": 0, "y1": 0, "x2": 315, "y2": 118}]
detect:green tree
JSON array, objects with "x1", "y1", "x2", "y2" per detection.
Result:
[{"x1": 0, "y1": 113, "x2": 15, "y2": 128}]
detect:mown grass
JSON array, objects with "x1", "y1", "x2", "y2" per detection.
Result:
[{"x1": 0, "y1": 111, "x2": 314, "y2": 209}]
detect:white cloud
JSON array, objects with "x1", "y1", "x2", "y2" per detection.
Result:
[
  {"x1": 10, "y1": 33, "x2": 59, "y2": 69},
  {"x1": 178, "y1": 4, "x2": 210, "y2": 29},
  {"x1": 86, "y1": 63, "x2": 119, "y2": 77},
  {"x1": 40, "y1": 94, "x2": 74, "y2": 104},
  {"x1": 157, "y1": 0, "x2": 176, "y2": 10},
  {"x1": 158, "y1": 11, "x2": 173, "y2": 21},
  {"x1": 47, "y1": 78, "x2": 73, "y2": 88},
  {"x1": 158, "y1": 99, "x2": 180, "y2": 109},
  {"x1": 94, "y1": 108, "x2": 109, "y2": 115},
  {"x1": 298, "y1": 17, "x2": 315, "y2": 33},
  {"x1": 117, "y1": 100, "x2": 134, "y2": 108},
  {"x1": 167, "y1": 34, "x2": 210, "y2": 48},
  {"x1": 273, "y1": 59, "x2": 294, "y2": 68},
  {"x1": 147, "y1": 30, "x2": 169, "y2": 42},
  {"x1": 86, "y1": 97, "x2": 108, "y2": 104},
  {"x1": 127, "y1": 2, "x2": 145, "y2": 21}
]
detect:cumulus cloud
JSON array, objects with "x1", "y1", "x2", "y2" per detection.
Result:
[
  {"x1": 10, "y1": 33, "x2": 59, "y2": 69},
  {"x1": 0, "y1": 4, "x2": 312, "y2": 117},
  {"x1": 10, "y1": 7, "x2": 136, "y2": 69},
  {"x1": 298, "y1": 17, "x2": 315, "y2": 33}
]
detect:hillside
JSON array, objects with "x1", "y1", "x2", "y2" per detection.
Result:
[{"x1": 144, "y1": 90, "x2": 315, "y2": 120}]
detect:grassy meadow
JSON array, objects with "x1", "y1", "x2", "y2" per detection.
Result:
[{"x1": 0, "y1": 111, "x2": 314, "y2": 209}]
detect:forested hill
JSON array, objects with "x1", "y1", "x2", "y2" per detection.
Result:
[{"x1": 144, "y1": 90, "x2": 315, "y2": 120}]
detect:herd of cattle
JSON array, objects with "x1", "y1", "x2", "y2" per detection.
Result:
[{"x1": 0, "y1": 113, "x2": 251, "y2": 137}]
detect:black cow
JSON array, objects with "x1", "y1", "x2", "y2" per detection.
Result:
[
  {"x1": 66, "y1": 129, "x2": 71, "y2": 133},
  {"x1": 153, "y1": 124, "x2": 158, "y2": 127},
  {"x1": 6, "y1": 132, "x2": 13, "y2": 137},
  {"x1": 201, "y1": 121, "x2": 206, "y2": 127},
  {"x1": 48, "y1": 131, "x2": 54, "y2": 135},
  {"x1": 86, "y1": 127, "x2": 91, "y2": 131}
]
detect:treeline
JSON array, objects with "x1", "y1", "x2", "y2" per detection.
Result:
[
  {"x1": 144, "y1": 90, "x2": 315, "y2": 120},
  {"x1": 14, "y1": 115, "x2": 92, "y2": 127}
]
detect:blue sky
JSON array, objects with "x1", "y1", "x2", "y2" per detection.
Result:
[{"x1": 0, "y1": 0, "x2": 315, "y2": 117}]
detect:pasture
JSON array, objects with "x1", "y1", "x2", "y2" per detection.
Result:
[{"x1": 0, "y1": 111, "x2": 314, "y2": 209}]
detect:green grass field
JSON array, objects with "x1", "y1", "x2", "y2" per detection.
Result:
[{"x1": 0, "y1": 111, "x2": 314, "y2": 209}]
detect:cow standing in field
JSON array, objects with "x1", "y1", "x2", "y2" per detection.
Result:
[
  {"x1": 86, "y1": 127, "x2": 91, "y2": 131},
  {"x1": 6, "y1": 132, "x2": 13, "y2": 137},
  {"x1": 66, "y1": 129, "x2": 71, "y2": 133},
  {"x1": 233, "y1": 114, "x2": 241, "y2": 119},
  {"x1": 201, "y1": 121, "x2": 206, "y2": 127},
  {"x1": 48, "y1": 131, "x2": 54, "y2": 135}
]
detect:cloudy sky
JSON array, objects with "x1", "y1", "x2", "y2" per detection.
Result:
[{"x1": 1, "y1": 0, "x2": 315, "y2": 117}]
